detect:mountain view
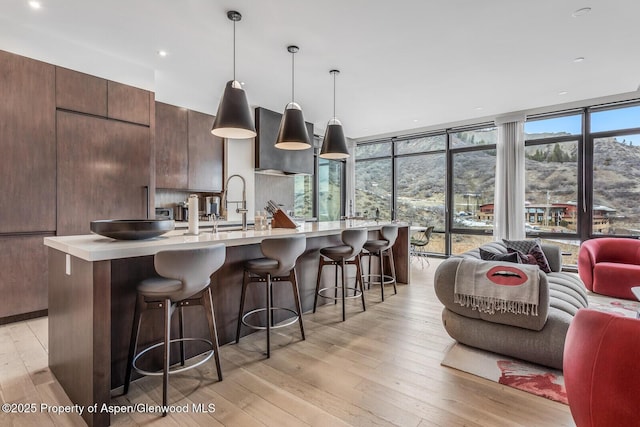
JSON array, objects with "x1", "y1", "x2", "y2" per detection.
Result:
[{"x1": 355, "y1": 132, "x2": 640, "y2": 257}]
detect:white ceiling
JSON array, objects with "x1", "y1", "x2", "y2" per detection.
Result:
[{"x1": 2, "y1": 0, "x2": 640, "y2": 140}]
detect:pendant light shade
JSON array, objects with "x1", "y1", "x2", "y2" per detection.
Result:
[
  {"x1": 320, "y1": 69, "x2": 349, "y2": 159},
  {"x1": 211, "y1": 11, "x2": 256, "y2": 139},
  {"x1": 275, "y1": 45, "x2": 311, "y2": 150}
]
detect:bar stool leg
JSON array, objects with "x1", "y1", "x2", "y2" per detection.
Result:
[
  {"x1": 178, "y1": 306, "x2": 185, "y2": 366},
  {"x1": 341, "y1": 258, "x2": 347, "y2": 322},
  {"x1": 266, "y1": 273, "x2": 272, "y2": 358},
  {"x1": 203, "y1": 287, "x2": 223, "y2": 381},
  {"x1": 124, "y1": 294, "x2": 144, "y2": 395},
  {"x1": 290, "y1": 269, "x2": 305, "y2": 340},
  {"x1": 388, "y1": 247, "x2": 397, "y2": 295},
  {"x1": 379, "y1": 249, "x2": 385, "y2": 301},
  {"x1": 236, "y1": 270, "x2": 250, "y2": 343},
  {"x1": 162, "y1": 297, "x2": 171, "y2": 416},
  {"x1": 356, "y1": 254, "x2": 366, "y2": 311},
  {"x1": 367, "y1": 252, "x2": 373, "y2": 290},
  {"x1": 334, "y1": 263, "x2": 339, "y2": 304},
  {"x1": 313, "y1": 258, "x2": 324, "y2": 313}
]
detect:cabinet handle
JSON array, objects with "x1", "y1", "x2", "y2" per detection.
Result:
[{"x1": 144, "y1": 185, "x2": 150, "y2": 219}]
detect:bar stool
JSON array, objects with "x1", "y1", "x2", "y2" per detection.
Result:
[
  {"x1": 236, "y1": 235, "x2": 306, "y2": 358},
  {"x1": 313, "y1": 228, "x2": 368, "y2": 321},
  {"x1": 124, "y1": 244, "x2": 226, "y2": 415},
  {"x1": 362, "y1": 225, "x2": 398, "y2": 301}
]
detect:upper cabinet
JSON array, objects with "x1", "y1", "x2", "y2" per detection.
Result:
[
  {"x1": 107, "y1": 81, "x2": 152, "y2": 126},
  {"x1": 0, "y1": 50, "x2": 56, "y2": 233},
  {"x1": 155, "y1": 102, "x2": 188, "y2": 189},
  {"x1": 56, "y1": 68, "x2": 107, "y2": 116},
  {"x1": 188, "y1": 110, "x2": 223, "y2": 192},
  {"x1": 155, "y1": 102, "x2": 223, "y2": 192},
  {"x1": 255, "y1": 107, "x2": 314, "y2": 175},
  {"x1": 55, "y1": 67, "x2": 151, "y2": 126}
]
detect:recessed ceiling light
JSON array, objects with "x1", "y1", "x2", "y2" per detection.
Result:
[
  {"x1": 157, "y1": 50, "x2": 168, "y2": 57},
  {"x1": 28, "y1": 1, "x2": 41, "y2": 9},
  {"x1": 573, "y1": 57, "x2": 585, "y2": 63},
  {"x1": 572, "y1": 7, "x2": 592, "y2": 17},
  {"x1": 475, "y1": 107, "x2": 484, "y2": 111},
  {"x1": 412, "y1": 119, "x2": 419, "y2": 123},
  {"x1": 240, "y1": 81, "x2": 245, "y2": 86},
  {"x1": 558, "y1": 91, "x2": 568, "y2": 96}
]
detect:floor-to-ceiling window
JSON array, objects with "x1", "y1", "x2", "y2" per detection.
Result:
[
  {"x1": 449, "y1": 125, "x2": 498, "y2": 254},
  {"x1": 354, "y1": 98, "x2": 640, "y2": 262},
  {"x1": 355, "y1": 141, "x2": 392, "y2": 220},
  {"x1": 294, "y1": 144, "x2": 346, "y2": 222},
  {"x1": 317, "y1": 158, "x2": 344, "y2": 221},
  {"x1": 589, "y1": 103, "x2": 640, "y2": 238},
  {"x1": 524, "y1": 113, "x2": 582, "y2": 265},
  {"x1": 395, "y1": 134, "x2": 447, "y2": 253}
]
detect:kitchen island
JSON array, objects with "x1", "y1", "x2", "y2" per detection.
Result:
[{"x1": 44, "y1": 221, "x2": 410, "y2": 427}]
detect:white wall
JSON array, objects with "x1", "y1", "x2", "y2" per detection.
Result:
[{"x1": 224, "y1": 138, "x2": 255, "y2": 222}]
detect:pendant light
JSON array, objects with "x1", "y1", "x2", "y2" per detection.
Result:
[
  {"x1": 320, "y1": 69, "x2": 350, "y2": 159},
  {"x1": 211, "y1": 10, "x2": 256, "y2": 139},
  {"x1": 275, "y1": 45, "x2": 311, "y2": 150}
]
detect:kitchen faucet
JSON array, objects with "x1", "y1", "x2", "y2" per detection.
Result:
[{"x1": 222, "y1": 174, "x2": 248, "y2": 231}]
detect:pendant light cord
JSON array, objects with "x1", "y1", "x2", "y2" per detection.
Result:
[
  {"x1": 233, "y1": 19, "x2": 236, "y2": 81},
  {"x1": 291, "y1": 51, "x2": 295, "y2": 104},
  {"x1": 333, "y1": 71, "x2": 336, "y2": 118}
]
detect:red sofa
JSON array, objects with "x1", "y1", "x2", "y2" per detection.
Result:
[
  {"x1": 578, "y1": 237, "x2": 640, "y2": 300},
  {"x1": 564, "y1": 309, "x2": 640, "y2": 427}
]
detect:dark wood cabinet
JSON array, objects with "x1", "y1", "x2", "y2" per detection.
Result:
[
  {"x1": 56, "y1": 111, "x2": 151, "y2": 236},
  {"x1": 188, "y1": 109, "x2": 224, "y2": 191},
  {"x1": 155, "y1": 103, "x2": 223, "y2": 192},
  {"x1": 107, "y1": 81, "x2": 151, "y2": 126},
  {"x1": 255, "y1": 107, "x2": 314, "y2": 174},
  {"x1": 56, "y1": 67, "x2": 107, "y2": 116},
  {"x1": 0, "y1": 50, "x2": 56, "y2": 233},
  {"x1": 0, "y1": 234, "x2": 50, "y2": 319},
  {"x1": 155, "y1": 102, "x2": 188, "y2": 189}
]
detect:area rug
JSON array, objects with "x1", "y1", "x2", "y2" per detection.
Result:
[{"x1": 441, "y1": 295, "x2": 639, "y2": 404}]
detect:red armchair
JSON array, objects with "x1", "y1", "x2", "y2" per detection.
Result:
[
  {"x1": 564, "y1": 309, "x2": 640, "y2": 427},
  {"x1": 578, "y1": 237, "x2": 640, "y2": 300}
]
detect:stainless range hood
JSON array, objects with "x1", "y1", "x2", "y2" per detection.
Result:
[{"x1": 254, "y1": 107, "x2": 314, "y2": 175}]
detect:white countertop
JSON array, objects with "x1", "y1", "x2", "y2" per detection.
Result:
[{"x1": 44, "y1": 221, "x2": 404, "y2": 262}]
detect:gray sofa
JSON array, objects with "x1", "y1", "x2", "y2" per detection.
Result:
[{"x1": 434, "y1": 241, "x2": 588, "y2": 369}]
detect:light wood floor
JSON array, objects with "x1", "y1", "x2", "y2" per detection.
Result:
[{"x1": 0, "y1": 259, "x2": 575, "y2": 427}]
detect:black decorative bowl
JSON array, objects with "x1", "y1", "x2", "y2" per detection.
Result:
[{"x1": 90, "y1": 219, "x2": 175, "y2": 240}]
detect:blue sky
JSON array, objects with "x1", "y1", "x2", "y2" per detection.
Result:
[{"x1": 525, "y1": 105, "x2": 640, "y2": 145}]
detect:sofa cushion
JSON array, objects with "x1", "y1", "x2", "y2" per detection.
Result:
[
  {"x1": 508, "y1": 243, "x2": 552, "y2": 273},
  {"x1": 479, "y1": 248, "x2": 520, "y2": 263},
  {"x1": 503, "y1": 238, "x2": 541, "y2": 254},
  {"x1": 593, "y1": 262, "x2": 640, "y2": 300}
]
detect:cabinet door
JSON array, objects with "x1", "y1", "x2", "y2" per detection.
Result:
[
  {"x1": 56, "y1": 67, "x2": 107, "y2": 116},
  {"x1": 0, "y1": 50, "x2": 56, "y2": 233},
  {"x1": 188, "y1": 110, "x2": 223, "y2": 191},
  {"x1": 107, "y1": 81, "x2": 151, "y2": 126},
  {"x1": 0, "y1": 234, "x2": 50, "y2": 319},
  {"x1": 57, "y1": 111, "x2": 151, "y2": 236},
  {"x1": 155, "y1": 102, "x2": 188, "y2": 189}
]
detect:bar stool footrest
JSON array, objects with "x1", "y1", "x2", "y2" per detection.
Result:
[
  {"x1": 362, "y1": 273, "x2": 396, "y2": 286},
  {"x1": 133, "y1": 337, "x2": 214, "y2": 376},
  {"x1": 241, "y1": 307, "x2": 300, "y2": 330},
  {"x1": 317, "y1": 286, "x2": 363, "y2": 300}
]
